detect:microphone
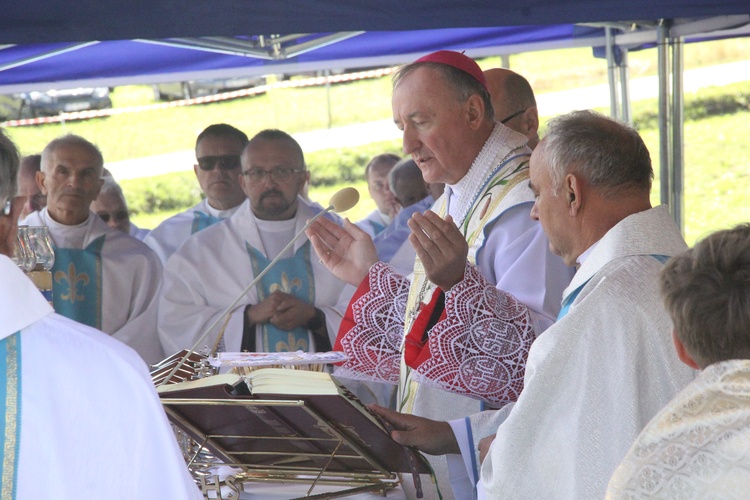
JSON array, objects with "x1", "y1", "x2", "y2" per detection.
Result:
[{"x1": 158, "y1": 187, "x2": 359, "y2": 386}]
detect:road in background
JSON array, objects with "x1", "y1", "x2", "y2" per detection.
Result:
[{"x1": 107, "y1": 60, "x2": 750, "y2": 181}]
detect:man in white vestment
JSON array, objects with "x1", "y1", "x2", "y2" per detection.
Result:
[
  {"x1": 159, "y1": 129, "x2": 348, "y2": 357},
  {"x1": 306, "y1": 50, "x2": 573, "y2": 499},
  {"x1": 367, "y1": 110, "x2": 697, "y2": 500},
  {"x1": 0, "y1": 129, "x2": 201, "y2": 499},
  {"x1": 355, "y1": 153, "x2": 402, "y2": 237},
  {"x1": 607, "y1": 223, "x2": 750, "y2": 499},
  {"x1": 143, "y1": 123, "x2": 248, "y2": 265},
  {"x1": 91, "y1": 175, "x2": 149, "y2": 240},
  {"x1": 22, "y1": 135, "x2": 163, "y2": 365}
]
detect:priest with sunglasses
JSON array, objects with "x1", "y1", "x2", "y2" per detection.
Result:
[{"x1": 143, "y1": 123, "x2": 248, "y2": 265}]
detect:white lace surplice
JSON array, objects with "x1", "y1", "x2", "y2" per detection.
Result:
[{"x1": 606, "y1": 359, "x2": 750, "y2": 499}]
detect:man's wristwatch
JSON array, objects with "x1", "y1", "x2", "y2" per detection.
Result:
[{"x1": 305, "y1": 308, "x2": 325, "y2": 331}]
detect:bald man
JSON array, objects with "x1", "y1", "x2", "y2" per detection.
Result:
[{"x1": 484, "y1": 68, "x2": 540, "y2": 149}]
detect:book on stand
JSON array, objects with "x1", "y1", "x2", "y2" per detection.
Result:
[{"x1": 157, "y1": 367, "x2": 430, "y2": 495}]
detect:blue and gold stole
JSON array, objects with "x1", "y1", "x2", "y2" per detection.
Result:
[
  {"x1": 247, "y1": 241, "x2": 315, "y2": 352},
  {"x1": 191, "y1": 211, "x2": 222, "y2": 234},
  {"x1": 0, "y1": 332, "x2": 21, "y2": 499},
  {"x1": 51, "y1": 235, "x2": 106, "y2": 329}
]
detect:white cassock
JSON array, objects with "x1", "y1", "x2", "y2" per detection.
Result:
[
  {"x1": 1, "y1": 255, "x2": 202, "y2": 499},
  {"x1": 355, "y1": 208, "x2": 391, "y2": 238},
  {"x1": 128, "y1": 222, "x2": 149, "y2": 241},
  {"x1": 606, "y1": 358, "x2": 750, "y2": 499},
  {"x1": 158, "y1": 198, "x2": 349, "y2": 356},
  {"x1": 449, "y1": 205, "x2": 697, "y2": 500},
  {"x1": 143, "y1": 198, "x2": 242, "y2": 265},
  {"x1": 23, "y1": 209, "x2": 163, "y2": 365}
]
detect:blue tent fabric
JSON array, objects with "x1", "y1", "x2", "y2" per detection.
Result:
[
  {"x1": 3, "y1": 1, "x2": 749, "y2": 44},
  {"x1": 0, "y1": 25, "x2": 605, "y2": 92}
]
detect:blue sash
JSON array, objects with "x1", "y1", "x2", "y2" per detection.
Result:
[
  {"x1": 0, "y1": 332, "x2": 21, "y2": 499},
  {"x1": 52, "y1": 235, "x2": 105, "y2": 329},
  {"x1": 191, "y1": 211, "x2": 222, "y2": 234},
  {"x1": 557, "y1": 254, "x2": 673, "y2": 321},
  {"x1": 247, "y1": 241, "x2": 315, "y2": 352}
]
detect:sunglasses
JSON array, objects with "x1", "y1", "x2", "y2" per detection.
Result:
[
  {"x1": 97, "y1": 210, "x2": 129, "y2": 223},
  {"x1": 197, "y1": 155, "x2": 241, "y2": 171}
]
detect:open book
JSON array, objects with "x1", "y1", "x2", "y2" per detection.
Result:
[{"x1": 157, "y1": 368, "x2": 430, "y2": 481}]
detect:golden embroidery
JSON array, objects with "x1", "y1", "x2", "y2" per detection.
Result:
[
  {"x1": 275, "y1": 332, "x2": 309, "y2": 352},
  {"x1": 54, "y1": 262, "x2": 90, "y2": 304},
  {"x1": 269, "y1": 272, "x2": 302, "y2": 295}
]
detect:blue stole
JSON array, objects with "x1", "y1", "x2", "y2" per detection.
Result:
[
  {"x1": 557, "y1": 254, "x2": 672, "y2": 321},
  {"x1": 191, "y1": 211, "x2": 222, "y2": 234},
  {"x1": 0, "y1": 332, "x2": 21, "y2": 499},
  {"x1": 52, "y1": 235, "x2": 106, "y2": 329},
  {"x1": 246, "y1": 241, "x2": 315, "y2": 352}
]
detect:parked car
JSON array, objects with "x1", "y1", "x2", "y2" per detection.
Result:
[
  {"x1": 152, "y1": 76, "x2": 266, "y2": 101},
  {"x1": 0, "y1": 94, "x2": 23, "y2": 121},
  {"x1": 18, "y1": 87, "x2": 112, "y2": 118}
]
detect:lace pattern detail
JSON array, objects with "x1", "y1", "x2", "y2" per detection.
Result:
[
  {"x1": 411, "y1": 263, "x2": 534, "y2": 405},
  {"x1": 335, "y1": 262, "x2": 409, "y2": 383},
  {"x1": 451, "y1": 123, "x2": 522, "y2": 226}
]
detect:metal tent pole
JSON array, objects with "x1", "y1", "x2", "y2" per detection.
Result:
[
  {"x1": 619, "y1": 48, "x2": 632, "y2": 124},
  {"x1": 657, "y1": 21, "x2": 672, "y2": 211},
  {"x1": 671, "y1": 36, "x2": 685, "y2": 233},
  {"x1": 605, "y1": 27, "x2": 620, "y2": 119}
]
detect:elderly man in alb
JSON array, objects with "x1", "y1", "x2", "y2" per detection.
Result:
[
  {"x1": 144, "y1": 123, "x2": 248, "y2": 264},
  {"x1": 307, "y1": 50, "x2": 573, "y2": 499},
  {"x1": 0, "y1": 128, "x2": 201, "y2": 499},
  {"x1": 368, "y1": 110, "x2": 696, "y2": 500},
  {"x1": 159, "y1": 129, "x2": 348, "y2": 357},
  {"x1": 23, "y1": 134, "x2": 163, "y2": 364},
  {"x1": 607, "y1": 223, "x2": 750, "y2": 499}
]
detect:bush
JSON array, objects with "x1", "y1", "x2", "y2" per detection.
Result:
[
  {"x1": 307, "y1": 139, "x2": 402, "y2": 186},
  {"x1": 633, "y1": 81, "x2": 750, "y2": 130},
  {"x1": 120, "y1": 171, "x2": 202, "y2": 215}
]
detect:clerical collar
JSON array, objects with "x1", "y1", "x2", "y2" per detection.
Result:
[
  {"x1": 204, "y1": 199, "x2": 241, "y2": 219},
  {"x1": 445, "y1": 123, "x2": 510, "y2": 226},
  {"x1": 577, "y1": 241, "x2": 600, "y2": 267},
  {"x1": 39, "y1": 207, "x2": 92, "y2": 248}
]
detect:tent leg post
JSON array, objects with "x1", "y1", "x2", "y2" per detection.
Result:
[
  {"x1": 671, "y1": 36, "x2": 685, "y2": 235},
  {"x1": 605, "y1": 27, "x2": 620, "y2": 119},
  {"x1": 657, "y1": 20, "x2": 672, "y2": 214}
]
